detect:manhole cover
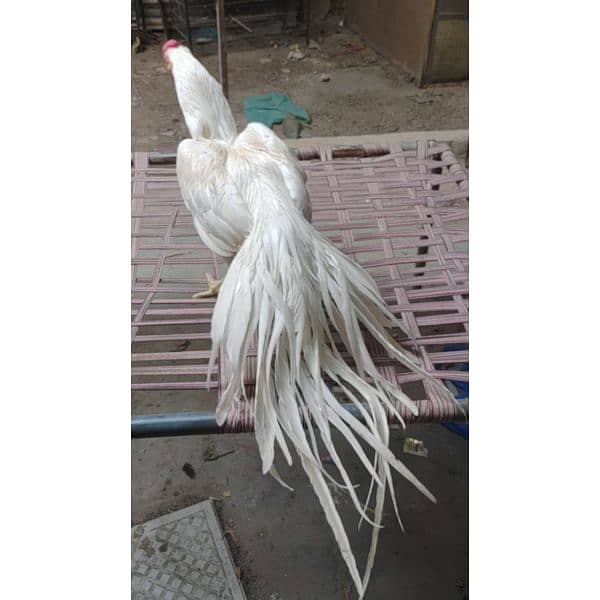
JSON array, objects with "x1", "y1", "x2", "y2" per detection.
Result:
[{"x1": 132, "y1": 500, "x2": 246, "y2": 599}]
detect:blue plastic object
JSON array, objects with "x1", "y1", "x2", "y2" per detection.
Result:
[
  {"x1": 441, "y1": 344, "x2": 469, "y2": 440},
  {"x1": 442, "y1": 421, "x2": 469, "y2": 440}
]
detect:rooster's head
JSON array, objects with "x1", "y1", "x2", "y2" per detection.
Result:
[{"x1": 161, "y1": 39, "x2": 181, "y2": 72}]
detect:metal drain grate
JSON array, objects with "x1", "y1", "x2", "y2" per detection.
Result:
[{"x1": 132, "y1": 500, "x2": 247, "y2": 599}]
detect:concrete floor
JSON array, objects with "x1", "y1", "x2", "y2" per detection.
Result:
[
  {"x1": 132, "y1": 28, "x2": 468, "y2": 151},
  {"x1": 133, "y1": 388, "x2": 467, "y2": 600},
  {"x1": 132, "y1": 22, "x2": 468, "y2": 600}
]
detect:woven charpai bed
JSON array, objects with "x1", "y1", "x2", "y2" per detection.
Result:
[{"x1": 131, "y1": 140, "x2": 468, "y2": 433}]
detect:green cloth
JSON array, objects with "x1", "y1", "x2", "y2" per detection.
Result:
[{"x1": 243, "y1": 92, "x2": 311, "y2": 128}]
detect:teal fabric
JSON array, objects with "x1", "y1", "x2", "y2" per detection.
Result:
[
  {"x1": 194, "y1": 27, "x2": 217, "y2": 42},
  {"x1": 243, "y1": 92, "x2": 311, "y2": 128}
]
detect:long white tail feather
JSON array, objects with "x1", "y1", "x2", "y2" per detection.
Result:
[
  {"x1": 301, "y1": 454, "x2": 365, "y2": 596},
  {"x1": 268, "y1": 465, "x2": 294, "y2": 492},
  {"x1": 208, "y1": 159, "x2": 452, "y2": 597},
  {"x1": 361, "y1": 403, "x2": 390, "y2": 592},
  {"x1": 293, "y1": 375, "x2": 354, "y2": 491}
]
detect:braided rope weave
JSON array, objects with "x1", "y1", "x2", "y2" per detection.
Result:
[{"x1": 131, "y1": 141, "x2": 468, "y2": 428}]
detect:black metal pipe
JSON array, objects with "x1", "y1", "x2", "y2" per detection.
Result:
[
  {"x1": 132, "y1": 399, "x2": 467, "y2": 439},
  {"x1": 132, "y1": 411, "x2": 223, "y2": 438}
]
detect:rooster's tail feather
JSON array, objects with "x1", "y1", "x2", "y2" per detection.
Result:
[{"x1": 208, "y1": 162, "x2": 454, "y2": 597}]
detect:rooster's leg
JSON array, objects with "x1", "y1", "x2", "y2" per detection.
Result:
[{"x1": 192, "y1": 273, "x2": 223, "y2": 299}]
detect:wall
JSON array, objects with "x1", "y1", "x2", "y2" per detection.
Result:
[
  {"x1": 345, "y1": 0, "x2": 436, "y2": 85},
  {"x1": 425, "y1": 0, "x2": 468, "y2": 83},
  {"x1": 345, "y1": 0, "x2": 468, "y2": 85}
]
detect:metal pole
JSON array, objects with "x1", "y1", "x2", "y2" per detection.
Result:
[
  {"x1": 132, "y1": 399, "x2": 468, "y2": 439},
  {"x1": 305, "y1": 0, "x2": 310, "y2": 46},
  {"x1": 132, "y1": 411, "x2": 223, "y2": 438},
  {"x1": 132, "y1": 403, "x2": 366, "y2": 439},
  {"x1": 183, "y1": 0, "x2": 193, "y2": 54},
  {"x1": 215, "y1": 0, "x2": 229, "y2": 98}
]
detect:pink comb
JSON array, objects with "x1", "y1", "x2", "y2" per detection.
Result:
[{"x1": 161, "y1": 39, "x2": 180, "y2": 56}]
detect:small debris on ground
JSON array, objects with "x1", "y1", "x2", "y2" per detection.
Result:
[
  {"x1": 203, "y1": 442, "x2": 217, "y2": 461},
  {"x1": 182, "y1": 462, "x2": 196, "y2": 478},
  {"x1": 222, "y1": 489, "x2": 232, "y2": 498},
  {"x1": 410, "y1": 93, "x2": 443, "y2": 105},
  {"x1": 287, "y1": 44, "x2": 305, "y2": 60},
  {"x1": 403, "y1": 437, "x2": 429, "y2": 458},
  {"x1": 281, "y1": 68, "x2": 290, "y2": 74},
  {"x1": 308, "y1": 39, "x2": 321, "y2": 50},
  {"x1": 319, "y1": 73, "x2": 331, "y2": 82},
  {"x1": 224, "y1": 521, "x2": 239, "y2": 544},
  {"x1": 203, "y1": 442, "x2": 236, "y2": 462},
  {"x1": 287, "y1": 49, "x2": 305, "y2": 60},
  {"x1": 259, "y1": 57, "x2": 272, "y2": 65},
  {"x1": 337, "y1": 39, "x2": 367, "y2": 54}
]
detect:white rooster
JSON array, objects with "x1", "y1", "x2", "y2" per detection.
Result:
[
  {"x1": 162, "y1": 40, "x2": 454, "y2": 598},
  {"x1": 162, "y1": 40, "x2": 310, "y2": 297}
]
